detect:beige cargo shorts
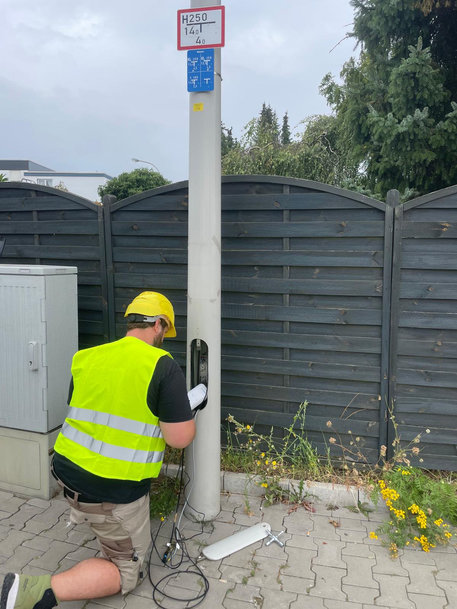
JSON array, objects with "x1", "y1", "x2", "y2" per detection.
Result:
[{"x1": 67, "y1": 493, "x2": 151, "y2": 594}]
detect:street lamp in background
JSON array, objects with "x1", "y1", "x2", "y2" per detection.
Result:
[{"x1": 131, "y1": 158, "x2": 161, "y2": 173}]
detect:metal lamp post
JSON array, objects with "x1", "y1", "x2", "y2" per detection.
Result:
[{"x1": 131, "y1": 158, "x2": 161, "y2": 173}]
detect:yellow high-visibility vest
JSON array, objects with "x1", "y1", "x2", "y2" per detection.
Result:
[{"x1": 54, "y1": 336, "x2": 168, "y2": 481}]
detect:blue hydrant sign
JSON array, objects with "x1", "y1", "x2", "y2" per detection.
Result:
[{"x1": 187, "y1": 48, "x2": 214, "y2": 92}]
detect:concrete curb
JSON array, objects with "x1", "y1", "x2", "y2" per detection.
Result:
[{"x1": 163, "y1": 463, "x2": 379, "y2": 510}]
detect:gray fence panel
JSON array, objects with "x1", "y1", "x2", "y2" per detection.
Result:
[
  {"x1": 219, "y1": 177, "x2": 391, "y2": 464},
  {"x1": 103, "y1": 176, "x2": 390, "y2": 463},
  {"x1": 103, "y1": 182, "x2": 190, "y2": 368},
  {"x1": 390, "y1": 186, "x2": 457, "y2": 470},
  {"x1": 0, "y1": 183, "x2": 109, "y2": 348}
]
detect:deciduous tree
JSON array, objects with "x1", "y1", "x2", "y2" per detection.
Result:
[
  {"x1": 98, "y1": 168, "x2": 170, "y2": 200},
  {"x1": 221, "y1": 104, "x2": 359, "y2": 187}
]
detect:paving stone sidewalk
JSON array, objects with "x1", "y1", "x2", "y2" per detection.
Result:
[{"x1": 0, "y1": 484, "x2": 456, "y2": 609}]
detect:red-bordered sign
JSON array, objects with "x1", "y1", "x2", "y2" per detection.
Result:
[{"x1": 177, "y1": 5, "x2": 225, "y2": 51}]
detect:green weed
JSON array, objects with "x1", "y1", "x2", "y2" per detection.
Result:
[
  {"x1": 225, "y1": 401, "x2": 328, "y2": 505},
  {"x1": 149, "y1": 473, "x2": 181, "y2": 520}
]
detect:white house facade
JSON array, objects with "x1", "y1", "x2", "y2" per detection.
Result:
[{"x1": 0, "y1": 160, "x2": 112, "y2": 202}]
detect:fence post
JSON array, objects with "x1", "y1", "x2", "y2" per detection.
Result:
[
  {"x1": 102, "y1": 194, "x2": 117, "y2": 341},
  {"x1": 385, "y1": 189, "x2": 402, "y2": 460}
]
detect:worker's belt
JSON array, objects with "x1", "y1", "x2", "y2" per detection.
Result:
[
  {"x1": 62, "y1": 487, "x2": 99, "y2": 504},
  {"x1": 51, "y1": 462, "x2": 99, "y2": 504}
]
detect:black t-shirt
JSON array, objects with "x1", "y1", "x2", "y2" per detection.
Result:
[{"x1": 53, "y1": 354, "x2": 192, "y2": 503}]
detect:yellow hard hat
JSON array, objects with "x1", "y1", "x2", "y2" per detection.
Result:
[{"x1": 124, "y1": 291, "x2": 176, "y2": 337}]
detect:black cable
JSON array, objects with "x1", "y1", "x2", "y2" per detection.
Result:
[
  {"x1": 150, "y1": 557, "x2": 209, "y2": 608},
  {"x1": 166, "y1": 452, "x2": 186, "y2": 553},
  {"x1": 147, "y1": 451, "x2": 211, "y2": 609},
  {"x1": 149, "y1": 526, "x2": 209, "y2": 608}
]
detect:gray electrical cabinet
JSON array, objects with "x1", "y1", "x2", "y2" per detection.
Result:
[{"x1": 0, "y1": 264, "x2": 78, "y2": 498}]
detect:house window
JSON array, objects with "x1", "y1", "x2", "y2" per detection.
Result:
[{"x1": 37, "y1": 178, "x2": 53, "y2": 187}]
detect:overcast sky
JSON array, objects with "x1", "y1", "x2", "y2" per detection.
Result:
[{"x1": 2, "y1": 1, "x2": 357, "y2": 182}]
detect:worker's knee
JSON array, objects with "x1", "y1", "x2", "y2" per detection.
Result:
[
  {"x1": 66, "y1": 494, "x2": 151, "y2": 595},
  {"x1": 97, "y1": 495, "x2": 151, "y2": 595},
  {"x1": 110, "y1": 557, "x2": 144, "y2": 594}
]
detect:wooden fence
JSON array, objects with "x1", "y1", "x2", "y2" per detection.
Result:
[
  {"x1": 389, "y1": 186, "x2": 457, "y2": 469},
  {"x1": 1, "y1": 177, "x2": 456, "y2": 469},
  {"x1": 0, "y1": 183, "x2": 108, "y2": 348}
]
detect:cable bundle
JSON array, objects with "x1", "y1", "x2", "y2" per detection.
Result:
[{"x1": 148, "y1": 451, "x2": 211, "y2": 609}]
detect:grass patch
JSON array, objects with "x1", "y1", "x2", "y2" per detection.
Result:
[{"x1": 149, "y1": 473, "x2": 181, "y2": 520}]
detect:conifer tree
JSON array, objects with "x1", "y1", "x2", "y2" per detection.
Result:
[
  {"x1": 321, "y1": 0, "x2": 457, "y2": 198},
  {"x1": 281, "y1": 112, "x2": 291, "y2": 146}
]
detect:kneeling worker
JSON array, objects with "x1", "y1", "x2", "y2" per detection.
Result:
[{"x1": 1, "y1": 291, "x2": 196, "y2": 609}]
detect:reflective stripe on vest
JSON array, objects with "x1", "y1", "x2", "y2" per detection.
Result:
[
  {"x1": 60, "y1": 421, "x2": 164, "y2": 464},
  {"x1": 65, "y1": 406, "x2": 163, "y2": 439}
]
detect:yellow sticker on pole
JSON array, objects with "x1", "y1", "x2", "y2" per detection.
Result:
[{"x1": 193, "y1": 103, "x2": 204, "y2": 112}]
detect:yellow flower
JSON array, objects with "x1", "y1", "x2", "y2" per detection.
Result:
[
  {"x1": 381, "y1": 487, "x2": 399, "y2": 503},
  {"x1": 434, "y1": 519, "x2": 443, "y2": 527},
  {"x1": 401, "y1": 470, "x2": 411, "y2": 475},
  {"x1": 445, "y1": 531, "x2": 452, "y2": 539},
  {"x1": 416, "y1": 510, "x2": 427, "y2": 529},
  {"x1": 414, "y1": 534, "x2": 434, "y2": 552},
  {"x1": 261, "y1": 482, "x2": 268, "y2": 488},
  {"x1": 160, "y1": 516, "x2": 165, "y2": 522},
  {"x1": 272, "y1": 461, "x2": 277, "y2": 466},
  {"x1": 265, "y1": 460, "x2": 269, "y2": 465},
  {"x1": 256, "y1": 460, "x2": 261, "y2": 466},
  {"x1": 260, "y1": 452, "x2": 265, "y2": 458},
  {"x1": 246, "y1": 425, "x2": 251, "y2": 430},
  {"x1": 369, "y1": 532, "x2": 378, "y2": 540}
]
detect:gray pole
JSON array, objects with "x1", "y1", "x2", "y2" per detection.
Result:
[{"x1": 185, "y1": 0, "x2": 222, "y2": 521}]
